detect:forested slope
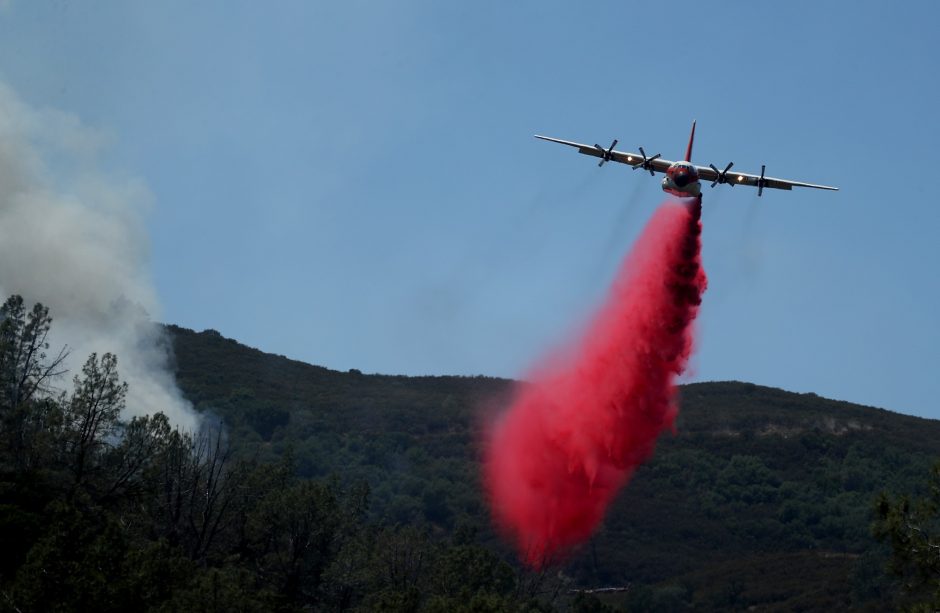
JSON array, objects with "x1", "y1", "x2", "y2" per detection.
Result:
[
  {"x1": 168, "y1": 324, "x2": 940, "y2": 610},
  {"x1": 0, "y1": 300, "x2": 933, "y2": 612}
]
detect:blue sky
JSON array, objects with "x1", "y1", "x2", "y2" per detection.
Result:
[{"x1": 0, "y1": 1, "x2": 938, "y2": 417}]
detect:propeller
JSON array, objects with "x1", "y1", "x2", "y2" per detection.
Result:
[
  {"x1": 632, "y1": 146, "x2": 661, "y2": 176},
  {"x1": 708, "y1": 162, "x2": 734, "y2": 188},
  {"x1": 757, "y1": 164, "x2": 767, "y2": 197},
  {"x1": 594, "y1": 139, "x2": 618, "y2": 167}
]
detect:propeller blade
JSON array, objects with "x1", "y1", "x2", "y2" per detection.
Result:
[
  {"x1": 648, "y1": 153, "x2": 661, "y2": 162},
  {"x1": 595, "y1": 140, "x2": 618, "y2": 167},
  {"x1": 758, "y1": 164, "x2": 766, "y2": 197},
  {"x1": 709, "y1": 162, "x2": 736, "y2": 187}
]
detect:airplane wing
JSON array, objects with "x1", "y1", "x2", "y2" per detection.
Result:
[
  {"x1": 534, "y1": 135, "x2": 674, "y2": 174},
  {"x1": 695, "y1": 164, "x2": 838, "y2": 192}
]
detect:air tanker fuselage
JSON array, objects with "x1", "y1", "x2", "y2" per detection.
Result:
[
  {"x1": 662, "y1": 162, "x2": 701, "y2": 198},
  {"x1": 661, "y1": 122, "x2": 701, "y2": 198}
]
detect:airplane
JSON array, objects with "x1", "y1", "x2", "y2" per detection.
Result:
[{"x1": 534, "y1": 121, "x2": 838, "y2": 198}]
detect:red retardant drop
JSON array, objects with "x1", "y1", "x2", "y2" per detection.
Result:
[{"x1": 484, "y1": 198, "x2": 707, "y2": 566}]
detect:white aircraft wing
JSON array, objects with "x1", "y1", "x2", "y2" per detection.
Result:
[
  {"x1": 534, "y1": 135, "x2": 674, "y2": 174},
  {"x1": 695, "y1": 164, "x2": 838, "y2": 192}
]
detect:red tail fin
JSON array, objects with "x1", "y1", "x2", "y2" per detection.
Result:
[{"x1": 684, "y1": 120, "x2": 696, "y2": 162}]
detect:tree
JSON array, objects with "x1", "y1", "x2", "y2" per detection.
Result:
[
  {"x1": 9, "y1": 499, "x2": 133, "y2": 613},
  {"x1": 148, "y1": 425, "x2": 243, "y2": 563},
  {"x1": 0, "y1": 296, "x2": 68, "y2": 411},
  {"x1": 873, "y1": 462, "x2": 940, "y2": 611},
  {"x1": 246, "y1": 479, "x2": 345, "y2": 608},
  {"x1": 62, "y1": 352, "x2": 127, "y2": 494},
  {"x1": 101, "y1": 411, "x2": 173, "y2": 504},
  {"x1": 365, "y1": 525, "x2": 433, "y2": 611},
  {"x1": 0, "y1": 295, "x2": 68, "y2": 471}
]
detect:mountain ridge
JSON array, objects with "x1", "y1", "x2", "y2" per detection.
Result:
[
  {"x1": 165, "y1": 323, "x2": 936, "y2": 610},
  {"x1": 167, "y1": 324, "x2": 938, "y2": 437}
]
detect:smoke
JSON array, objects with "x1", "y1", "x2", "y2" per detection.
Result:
[
  {"x1": 484, "y1": 198, "x2": 706, "y2": 565},
  {"x1": 0, "y1": 81, "x2": 198, "y2": 431}
]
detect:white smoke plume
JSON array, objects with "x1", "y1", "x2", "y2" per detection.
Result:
[{"x1": 0, "y1": 80, "x2": 198, "y2": 430}]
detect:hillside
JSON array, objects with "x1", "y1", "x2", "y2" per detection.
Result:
[{"x1": 168, "y1": 325, "x2": 940, "y2": 611}]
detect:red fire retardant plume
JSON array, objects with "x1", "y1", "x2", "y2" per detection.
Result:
[{"x1": 484, "y1": 198, "x2": 706, "y2": 566}]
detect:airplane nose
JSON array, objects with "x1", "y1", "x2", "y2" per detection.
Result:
[{"x1": 673, "y1": 172, "x2": 690, "y2": 188}]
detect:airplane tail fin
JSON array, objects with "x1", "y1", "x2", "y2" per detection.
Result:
[{"x1": 684, "y1": 120, "x2": 696, "y2": 162}]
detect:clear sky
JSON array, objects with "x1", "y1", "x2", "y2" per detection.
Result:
[{"x1": 0, "y1": 1, "x2": 937, "y2": 418}]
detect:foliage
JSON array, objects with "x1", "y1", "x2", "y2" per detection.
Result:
[
  {"x1": 169, "y1": 324, "x2": 940, "y2": 610},
  {"x1": 874, "y1": 462, "x2": 940, "y2": 611},
  {"x1": 0, "y1": 296, "x2": 551, "y2": 612},
  {"x1": 1, "y1": 295, "x2": 938, "y2": 611}
]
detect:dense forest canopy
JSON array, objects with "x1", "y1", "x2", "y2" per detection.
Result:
[{"x1": 1, "y1": 296, "x2": 939, "y2": 611}]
